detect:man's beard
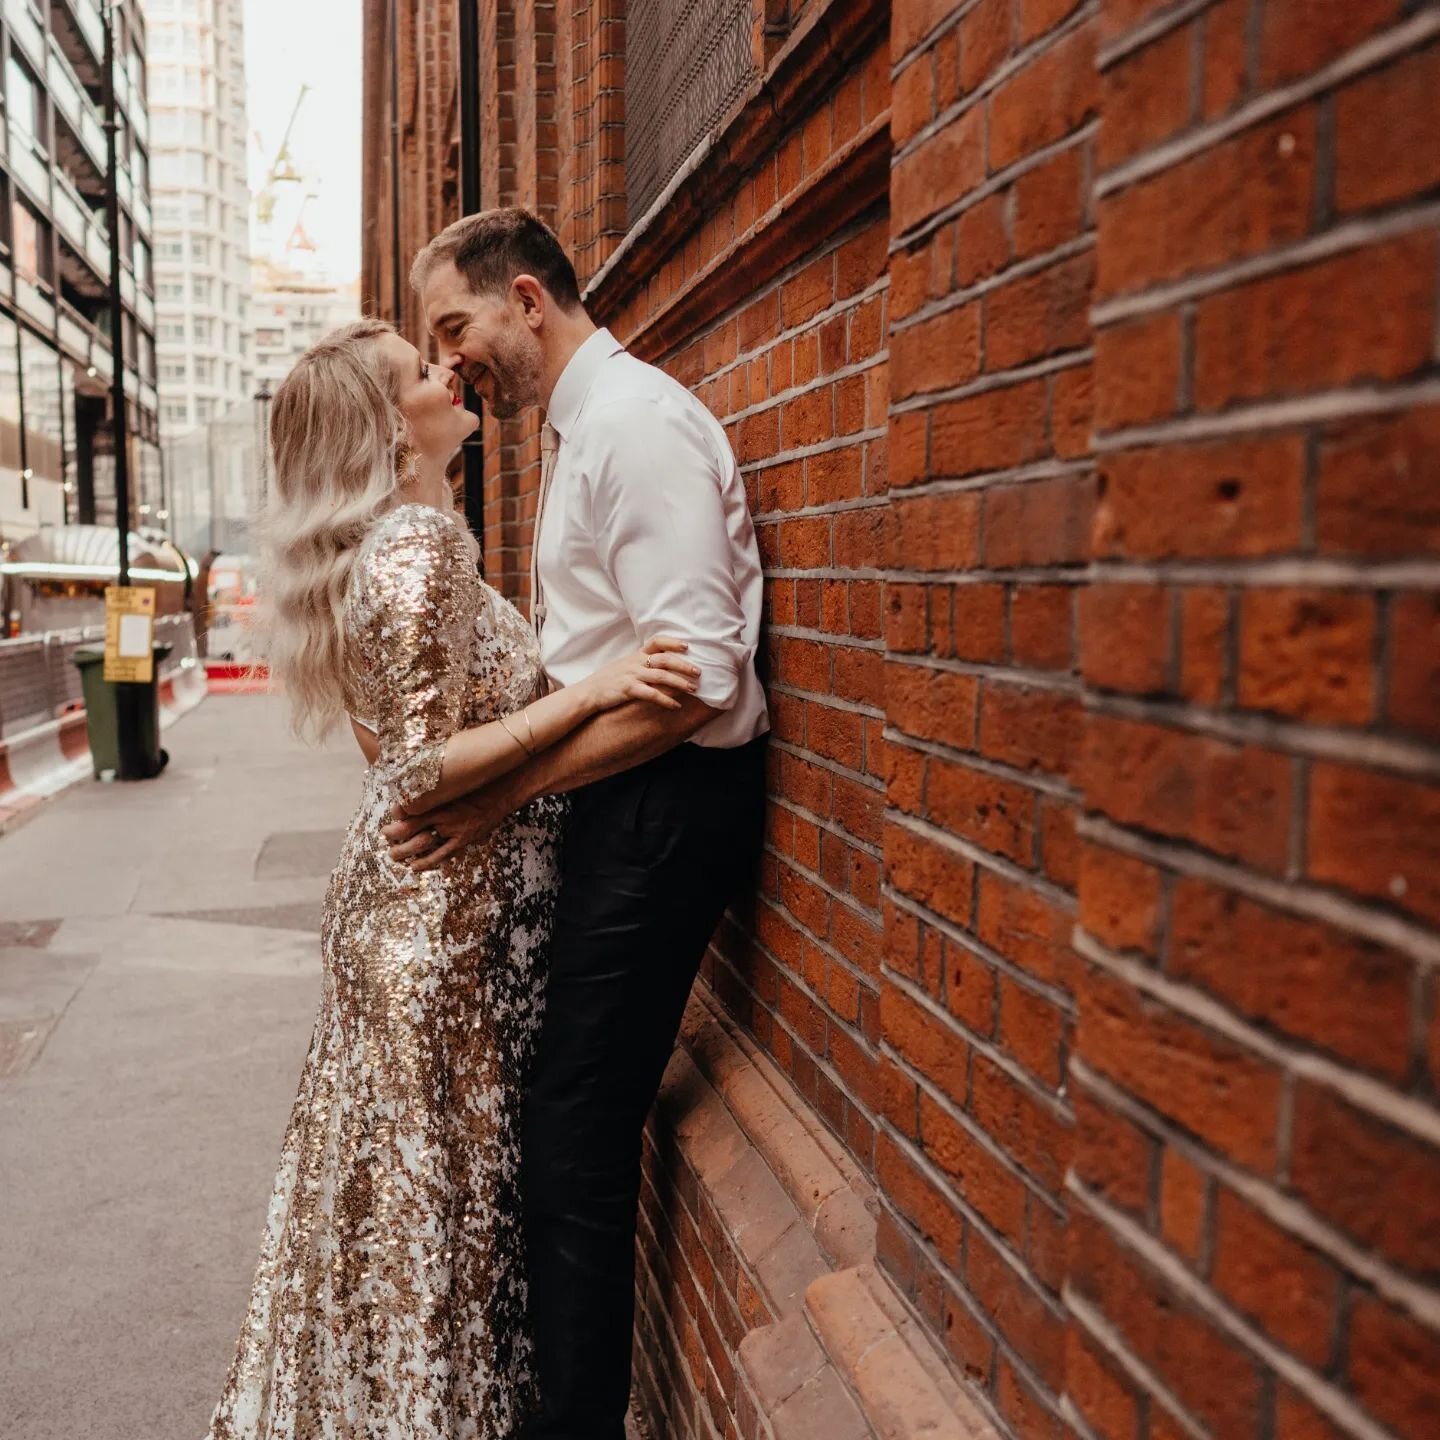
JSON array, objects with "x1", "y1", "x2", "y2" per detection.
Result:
[{"x1": 462, "y1": 333, "x2": 540, "y2": 419}]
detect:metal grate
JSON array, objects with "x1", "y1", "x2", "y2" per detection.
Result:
[{"x1": 625, "y1": 0, "x2": 757, "y2": 222}]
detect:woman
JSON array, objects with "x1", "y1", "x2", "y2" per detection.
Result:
[{"x1": 206, "y1": 318, "x2": 697, "y2": 1438}]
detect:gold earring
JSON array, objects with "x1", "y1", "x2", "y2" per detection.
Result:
[{"x1": 396, "y1": 444, "x2": 420, "y2": 485}]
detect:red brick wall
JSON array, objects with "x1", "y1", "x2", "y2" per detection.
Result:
[
  {"x1": 361, "y1": 2, "x2": 1440, "y2": 1436},
  {"x1": 1069, "y1": 4, "x2": 1440, "y2": 1439}
]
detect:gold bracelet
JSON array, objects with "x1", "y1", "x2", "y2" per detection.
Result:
[
  {"x1": 499, "y1": 712, "x2": 533, "y2": 756},
  {"x1": 520, "y1": 707, "x2": 537, "y2": 753}
]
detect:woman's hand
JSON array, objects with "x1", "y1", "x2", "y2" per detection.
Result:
[{"x1": 580, "y1": 636, "x2": 701, "y2": 713}]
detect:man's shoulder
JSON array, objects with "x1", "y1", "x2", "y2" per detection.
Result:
[{"x1": 588, "y1": 351, "x2": 708, "y2": 423}]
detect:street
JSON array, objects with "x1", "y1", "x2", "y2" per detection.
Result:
[{"x1": 0, "y1": 695, "x2": 358, "y2": 1438}]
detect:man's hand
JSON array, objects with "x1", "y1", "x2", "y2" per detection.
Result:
[{"x1": 383, "y1": 785, "x2": 516, "y2": 871}]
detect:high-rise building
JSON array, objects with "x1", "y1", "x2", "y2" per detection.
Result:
[
  {"x1": 0, "y1": 0, "x2": 159, "y2": 547},
  {"x1": 141, "y1": 0, "x2": 251, "y2": 438}
]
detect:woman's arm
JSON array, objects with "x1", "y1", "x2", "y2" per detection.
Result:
[{"x1": 402, "y1": 638, "x2": 697, "y2": 814}]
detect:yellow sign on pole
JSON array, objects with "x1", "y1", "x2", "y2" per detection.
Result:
[{"x1": 104, "y1": 586, "x2": 157, "y2": 683}]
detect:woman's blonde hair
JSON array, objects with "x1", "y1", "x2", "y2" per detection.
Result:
[{"x1": 258, "y1": 317, "x2": 407, "y2": 741}]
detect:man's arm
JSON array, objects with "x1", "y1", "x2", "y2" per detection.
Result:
[{"x1": 386, "y1": 692, "x2": 714, "y2": 867}]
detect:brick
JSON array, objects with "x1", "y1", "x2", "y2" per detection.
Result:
[
  {"x1": 983, "y1": 472, "x2": 1097, "y2": 568},
  {"x1": 894, "y1": 0, "x2": 960, "y2": 57},
  {"x1": 960, "y1": 0, "x2": 1012, "y2": 92},
  {"x1": 1307, "y1": 762, "x2": 1440, "y2": 927},
  {"x1": 885, "y1": 822, "x2": 975, "y2": 929},
  {"x1": 887, "y1": 492, "x2": 980, "y2": 570},
  {"x1": 928, "y1": 756, "x2": 1037, "y2": 864},
  {"x1": 1065, "y1": 1326, "x2": 1142, "y2": 1440},
  {"x1": 946, "y1": 941, "x2": 997, "y2": 1034},
  {"x1": 1080, "y1": 583, "x2": 1172, "y2": 694},
  {"x1": 1201, "y1": 0, "x2": 1250, "y2": 119},
  {"x1": 1159, "y1": 1148, "x2": 1208, "y2": 1264},
  {"x1": 1077, "y1": 963, "x2": 1283, "y2": 1171},
  {"x1": 989, "y1": 22, "x2": 1099, "y2": 171},
  {"x1": 930, "y1": 378, "x2": 1049, "y2": 480},
  {"x1": 1315, "y1": 405, "x2": 1440, "y2": 556},
  {"x1": 955, "y1": 192, "x2": 1010, "y2": 284},
  {"x1": 919, "y1": 1093, "x2": 1027, "y2": 1243},
  {"x1": 977, "y1": 868, "x2": 1076, "y2": 989},
  {"x1": 1079, "y1": 843, "x2": 1163, "y2": 957},
  {"x1": 1040, "y1": 798, "x2": 1080, "y2": 889},
  {"x1": 979, "y1": 682, "x2": 1084, "y2": 781},
  {"x1": 1211, "y1": 1188, "x2": 1339, "y2": 1367},
  {"x1": 951, "y1": 583, "x2": 1007, "y2": 662},
  {"x1": 1020, "y1": 0, "x2": 1086, "y2": 44},
  {"x1": 1257, "y1": 0, "x2": 1403, "y2": 87},
  {"x1": 1099, "y1": 22, "x2": 1195, "y2": 170},
  {"x1": 782, "y1": 255, "x2": 836, "y2": 328},
  {"x1": 1237, "y1": 589, "x2": 1376, "y2": 724},
  {"x1": 1013, "y1": 141, "x2": 1087, "y2": 259},
  {"x1": 1010, "y1": 584, "x2": 1074, "y2": 671},
  {"x1": 966, "y1": 1230, "x2": 1068, "y2": 1389},
  {"x1": 1179, "y1": 587, "x2": 1230, "y2": 705},
  {"x1": 1336, "y1": 42, "x2": 1440, "y2": 213},
  {"x1": 1094, "y1": 311, "x2": 1182, "y2": 430},
  {"x1": 1288, "y1": 1082, "x2": 1440, "y2": 1278},
  {"x1": 876, "y1": 1132, "x2": 964, "y2": 1263},
  {"x1": 1095, "y1": 436, "x2": 1306, "y2": 560},
  {"x1": 894, "y1": 105, "x2": 985, "y2": 233},
  {"x1": 1170, "y1": 878, "x2": 1413, "y2": 1081},
  {"x1": 1389, "y1": 592, "x2": 1440, "y2": 742},
  {"x1": 999, "y1": 977, "x2": 1067, "y2": 1087},
  {"x1": 1347, "y1": 1292, "x2": 1440, "y2": 1440},
  {"x1": 1068, "y1": 1209, "x2": 1266, "y2": 1436},
  {"x1": 1051, "y1": 362, "x2": 1094, "y2": 459},
  {"x1": 1274, "y1": 1386, "x2": 1348, "y2": 1440},
  {"x1": 1096, "y1": 109, "x2": 1315, "y2": 299},
  {"x1": 892, "y1": 54, "x2": 935, "y2": 148},
  {"x1": 885, "y1": 662, "x2": 978, "y2": 749},
  {"x1": 985, "y1": 250, "x2": 1095, "y2": 371},
  {"x1": 891, "y1": 304, "x2": 981, "y2": 400},
  {"x1": 1086, "y1": 713, "x2": 1292, "y2": 871},
  {"x1": 1073, "y1": 1090, "x2": 1154, "y2": 1219},
  {"x1": 1194, "y1": 233, "x2": 1437, "y2": 410}
]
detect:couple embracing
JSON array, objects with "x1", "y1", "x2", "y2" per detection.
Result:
[{"x1": 206, "y1": 208, "x2": 768, "y2": 1440}]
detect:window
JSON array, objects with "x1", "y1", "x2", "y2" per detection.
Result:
[
  {"x1": 192, "y1": 317, "x2": 213, "y2": 344},
  {"x1": 135, "y1": 239, "x2": 151, "y2": 290},
  {"x1": 163, "y1": 399, "x2": 190, "y2": 425},
  {"x1": 196, "y1": 397, "x2": 215, "y2": 421},
  {"x1": 12, "y1": 199, "x2": 53, "y2": 285},
  {"x1": 194, "y1": 357, "x2": 215, "y2": 385},
  {"x1": 626, "y1": 0, "x2": 755, "y2": 219},
  {"x1": 20, "y1": 328, "x2": 63, "y2": 483},
  {"x1": 157, "y1": 239, "x2": 185, "y2": 262},
  {"x1": 190, "y1": 236, "x2": 210, "y2": 264},
  {"x1": 160, "y1": 360, "x2": 187, "y2": 382},
  {"x1": 6, "y1": 56, "x2": 43, "y2": 150},
  {"x1": 157, "y1": 280, "x2": 185, "y2": 302},
  {"x1": 192, "y1": 276, "x2": 212, "y2": 304},
  {"x1": 158, "y1": 320, "x2": 185, "y2": 342}
]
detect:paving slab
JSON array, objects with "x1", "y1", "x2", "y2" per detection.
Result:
[{"x1": 0, "y1": 693, "x2": 359, "y2": 1440}]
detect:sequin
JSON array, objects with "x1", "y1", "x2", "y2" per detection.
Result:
[{"x1": 206, "y1": 504, "x2": 564, "y2": 1439}]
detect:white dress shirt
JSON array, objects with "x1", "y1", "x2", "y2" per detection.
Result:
[{"x1": 534, "y1": 328, "x2": 769, "y2": 749}]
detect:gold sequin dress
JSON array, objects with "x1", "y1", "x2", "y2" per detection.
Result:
[{"x1": 207, "y1": 504, "x2": 564, "y2": 1439}]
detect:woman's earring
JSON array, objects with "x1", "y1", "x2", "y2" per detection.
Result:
[{"x1": 396, "y1": 444, "x2": 420, "y2": 486}]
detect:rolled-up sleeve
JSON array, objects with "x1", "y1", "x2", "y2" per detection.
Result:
[{"x1": 586, "y1": 397, "x2": 751, "y2": 710}]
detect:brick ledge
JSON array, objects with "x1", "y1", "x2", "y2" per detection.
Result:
[{"x1": 638, "y1": 989, "x2": 994, "y2": 1439}]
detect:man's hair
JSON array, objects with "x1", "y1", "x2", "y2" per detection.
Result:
[{"x1": 410, "y1": 207, "x2": 583, "y2": 311}]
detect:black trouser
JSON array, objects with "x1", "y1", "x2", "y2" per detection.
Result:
[{"x1": 520, "y1": 736, "x2": 767, "y2": 1440}]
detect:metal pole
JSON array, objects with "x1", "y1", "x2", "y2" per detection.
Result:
[
  {"x1": 388, "y1": 0, "x2": 403, "y2": 325},
  {"x1": 457, "y1": 0, "x2": 485, "y2": 554},
  {"x1": 103, "y1": 0, "x2": 145, "y2": 779}
]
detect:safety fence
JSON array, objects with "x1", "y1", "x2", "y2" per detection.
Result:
[{"x1": 0, "y1": 614, "x2": 200, "y2": 740}]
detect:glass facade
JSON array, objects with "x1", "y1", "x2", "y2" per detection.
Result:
[{"x1": 0, "y1": 0, "x2": 158, "y2": 549}]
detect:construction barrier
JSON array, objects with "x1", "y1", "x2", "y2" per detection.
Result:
[{"x1": 0, "y1": 615, "x2": 209, "y2": 826}]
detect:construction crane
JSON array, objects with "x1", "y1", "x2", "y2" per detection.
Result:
[{"x1": 254, "y1": 84, "x2": 310, "y2": 226}]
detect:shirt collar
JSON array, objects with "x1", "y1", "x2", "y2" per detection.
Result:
[{"x1": 545, "y1": 327, "x2": 624, "y2": 441}]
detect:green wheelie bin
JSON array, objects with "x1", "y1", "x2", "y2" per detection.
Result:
[{"x1": 70, "y1": 643, "x2": 173, "y2": 780}]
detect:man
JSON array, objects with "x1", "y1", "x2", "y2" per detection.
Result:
[{"x1": 384, "y1": 207, "x2": 768, "y2": 1439}]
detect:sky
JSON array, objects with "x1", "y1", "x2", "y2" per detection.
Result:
[{"x1": 243, "y1": 0, "x2": 362, "y2": 282}]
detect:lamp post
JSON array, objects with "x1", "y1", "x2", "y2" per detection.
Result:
[
  {"x1": 457, "y1": 0, "x2": 485, "y2": 555},
  {"x1": 102, "y1": 0, "x2": 146, "y2": 780},
  {"x1": 254, "y1": 379, "x2": 273, "y2": 509}
]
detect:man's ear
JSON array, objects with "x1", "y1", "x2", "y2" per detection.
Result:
[{"x1": 513, "y1": 274, "x2": 546, "y2": 328}]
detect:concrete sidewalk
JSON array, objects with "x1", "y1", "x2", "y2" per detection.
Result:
[{"x1": 0, "y1": 694, "x2": 360, "y2": 1438}]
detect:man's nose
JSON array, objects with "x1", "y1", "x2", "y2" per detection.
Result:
[{"x1": 442, "y1": 352, "x2": 465, "y2": 374}]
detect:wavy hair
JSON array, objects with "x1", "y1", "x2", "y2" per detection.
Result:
[{"x1": 257, "y1": 318, "x2": 407, "y2": 742}]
